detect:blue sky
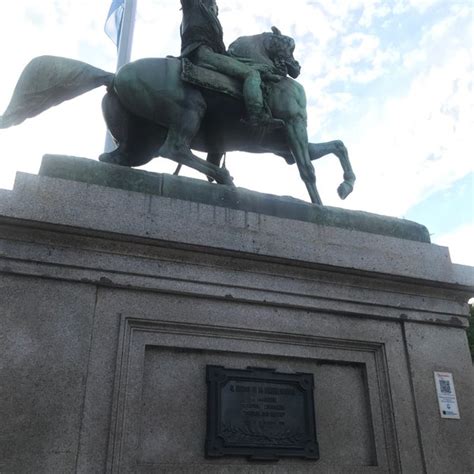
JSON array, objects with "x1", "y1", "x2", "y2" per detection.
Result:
[{"x1": 0, "y1": 0, "x2": 472, "y2": 265}]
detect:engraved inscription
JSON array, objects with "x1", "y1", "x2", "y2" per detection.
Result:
[
  {"x1": 206, "y1": 366, "x2": 319, "y2": 460},
  {"x1": 221, "y1": 381, "x2": 305, "y2": 446}
]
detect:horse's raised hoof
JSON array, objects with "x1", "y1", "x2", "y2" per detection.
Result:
[{"x1": 337, "y1": 181, "x2": 353, "y2": 200}]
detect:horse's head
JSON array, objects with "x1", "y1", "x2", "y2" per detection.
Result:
[
  {"x1": 228, "y1": 28, "x2": 301, "y2": 79},
  {"x1": 264, "y1": 26, "x2": 301, "y2": 79}
]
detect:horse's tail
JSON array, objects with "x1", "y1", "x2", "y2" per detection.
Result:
[{"x1": 0, "y1": 55, "x2": 114, "y2": 129}]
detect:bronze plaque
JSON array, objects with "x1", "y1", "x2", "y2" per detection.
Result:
[{"x1": 206, "y1": 366, "x2": 319, "y2": 461}]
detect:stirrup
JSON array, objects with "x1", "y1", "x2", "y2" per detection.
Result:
[{"x1": 241, "y1": 116, "x2": 285, "y2": 130}]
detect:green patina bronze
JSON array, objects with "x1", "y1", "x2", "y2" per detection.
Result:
[
  {"x1": 39, "y1": 155, "x2": 430, "y2": 244},
  {"x1": 180, "y1": 0, "x2": 284, "y2": 129},
  {"x1": 0, "y1": 1, "x2": 356, "y2": 205}
]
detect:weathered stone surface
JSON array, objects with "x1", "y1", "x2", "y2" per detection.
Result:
[
  {"x1": 0, "y1": 275, "x2": 96, "y2": 473},
  {"x1": 404, "y1": 323, "x2": 474, "y2": 473},
  {"x1": 141, "y1": 349, "x2": 373, "y2": 465},
  {"x1": 0, "y1": 164, "x2": 473, "y2": 473},
  {"x1": 39, "y1": 154, "x2": 431, "y2": 243},
  {"x1": 2, "y1": 169, "x2": 470, "y2": 288},
  {"x1": 94, "y1": 291, "x2": 406, "y2": 472}
]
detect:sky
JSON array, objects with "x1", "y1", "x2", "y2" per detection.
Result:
[{"x1": 0, "y1": 0, "x2": 472, "y2": 266}]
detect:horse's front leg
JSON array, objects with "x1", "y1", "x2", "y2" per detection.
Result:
[
  {"x1": 308, "y1": 141, "x2": 356, "y2": 200},
  {"x1": 286, "y1": 117, "x2": 322, "y2": 205}
]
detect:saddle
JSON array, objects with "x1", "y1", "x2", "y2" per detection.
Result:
[{"x1": 181, "y1": 58, "x2": 243, "y2": 100}]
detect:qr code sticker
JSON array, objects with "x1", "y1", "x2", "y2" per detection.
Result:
[{"x1": 440, "y1": 380, "x2": 452, "y2": 394}]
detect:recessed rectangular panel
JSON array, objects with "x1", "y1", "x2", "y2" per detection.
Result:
[{"x1": 137, "y1": 346, "x2": 376, "y2": 468}]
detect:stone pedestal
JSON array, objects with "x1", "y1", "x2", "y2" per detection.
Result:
[{"x1": 1, "y1": 156, "x2": 473, "y2": 473}]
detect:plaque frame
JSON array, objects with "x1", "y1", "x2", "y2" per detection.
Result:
[{"x1": 206, "y1": 365, "x2": 319, "y2": 461}]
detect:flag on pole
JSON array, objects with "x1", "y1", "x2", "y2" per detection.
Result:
[{"x1": 105, "y1": 0, "x2": 125, "y2": 47}]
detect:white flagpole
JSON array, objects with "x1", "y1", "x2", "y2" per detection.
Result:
[{"x1": 105, "y1": 0, "x2": 137, "y2": 152}]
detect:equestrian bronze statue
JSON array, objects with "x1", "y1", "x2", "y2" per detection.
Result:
[{"x1": 0, "y1": 2, "x2": 355, "y2": 205}]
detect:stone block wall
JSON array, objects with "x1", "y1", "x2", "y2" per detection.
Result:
[{"x1": 0, "y1": 161, "x2": 473, "y2": 473}]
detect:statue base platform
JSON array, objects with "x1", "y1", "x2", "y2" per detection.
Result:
[{"x1": 0, "y1": 155, "x2": 473, "y2": 473}]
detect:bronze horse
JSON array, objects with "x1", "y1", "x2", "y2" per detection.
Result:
[{"x1": 0, "y1": 29, "x2": 355, "y2": 204}]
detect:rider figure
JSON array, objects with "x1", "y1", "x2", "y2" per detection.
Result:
[{"x1": 180, "y1": 0, "x2": 282, "y2": 128}]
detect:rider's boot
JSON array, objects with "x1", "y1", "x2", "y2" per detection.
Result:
[{"x1": 242, "y1": 102, "x2": 285, "y2": 130}]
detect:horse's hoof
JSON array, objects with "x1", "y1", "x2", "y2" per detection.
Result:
[
  {"x1": 223, "y1": 176, "x2": 235, "y2": 187},
  {"x1": 99, "y1": 151, "x2": 129, "y2": 166},
  {"x1": 337, "y1": 182, "x2": 353, "y2": 200},
  {"x1": 214, "y1": 169, "x2": 234, "y2": 186},
  {"x1": 99, "y1": 152, "x2": 115, "y2": 163}
]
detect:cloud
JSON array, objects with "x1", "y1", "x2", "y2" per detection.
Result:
[
  {"x1": 318, "y1": 0, "x2": 392, "y2": 28},
  {"x1": 0, "y1": 1, "x2": 119, "y2": 190},
  {"x1": 393, "y1": 0, "x2": 445, "y2": 14},
  {"x1": 434, "y1": 223, "x2": 474, "y2": 266},
  {"x1": 0, "y1": 0, "x2": 472, "y2": 266},
  {"x1": 336, "y1": 33, "x2": 400, "y2": 84},
  {"x1": 311, "y1": 2, "x2": 473, "y2": 215},
  {"x1": 132, "y1": 0, "x2": 181, "y2": 58},
  {"x1": 337, "y1": 49, "x2": 472, "y2": 217}
]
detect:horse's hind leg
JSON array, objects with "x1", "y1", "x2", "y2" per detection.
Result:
[
  {"x1": 99, "y1": 91, "x2": 134, "y2": 166},
  {"x1": 160, "y1": 130, "x2": 233, "y2": 185},
  {"x1": 173, "y1": 152, "x2": 224, "y2": 182},
  {"x1": 206, "y1": 153, "x2": 225, "y2": 182},
  {"x1": 158, "y1": 105, "x2": 233, "y2": 185},
  {"x1": 100, "y1": 90, "x2": 164, "y2": 167}
]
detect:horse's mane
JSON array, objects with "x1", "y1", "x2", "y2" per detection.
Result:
[{"x1": 227, "y1": 33, "x2": 275, "y2": 68}]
